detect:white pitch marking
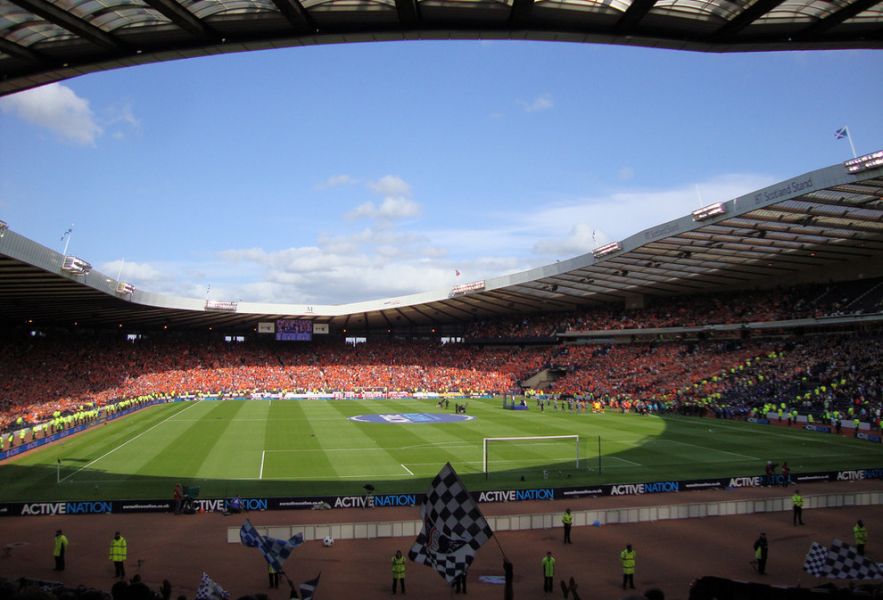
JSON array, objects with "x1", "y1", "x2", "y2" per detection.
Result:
[
  {"x1": 60, "y1": 400, "x2": 203, "y2": 483},
  {"x1": 400, "y1": 463, "x2": 414, "y2": 476},
  {"x1": 259, "y1": 450, "x2": 266, "y2": 480}
]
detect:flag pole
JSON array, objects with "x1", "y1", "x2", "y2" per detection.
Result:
[
  {"x1": 845, "y1": 127, "x2": 857, "y2": 158},
  {"x1": 62, "y1": 224, "x2": 74, "y2": 256}
]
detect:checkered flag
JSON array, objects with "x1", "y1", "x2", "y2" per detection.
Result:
[
  {"x1": 298, "y1": 572, "x2": 321, "y2": 600},
  {"x1": 803, "y1": 542, "x2": 829, "y2": 577},
  {"x1": 195, "y1": 572, "x2": 229, "y2": 600},
  {"x1": 240, "y1": 519, "x2": 304, "y2": 573},
  {"x1": 824, "y1": 539, "x2": 882, "y2": 580},
  {"x1": 408, "y1": 463, "x2": 494, "y2": 584}
]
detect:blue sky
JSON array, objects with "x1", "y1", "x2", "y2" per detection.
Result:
[{"x1": 1, "y1": 41, "x2": 881, "y2": 305}]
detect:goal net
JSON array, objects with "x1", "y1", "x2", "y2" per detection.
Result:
[{"x1": 483, "y1": 435, "x2": 581, "y2": 479}]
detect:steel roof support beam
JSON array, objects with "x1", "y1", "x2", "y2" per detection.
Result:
[
  {"x1": 8, "y1": 0, "x2": 126, "y2": 51},
  {"x1": 142, "y1": 0, "x2": 216, "y2": 40},
  {"x1": 615, "y1": 0, "x2": 659, "y2": 33},
  {"x1": 713, "y1": 0, "x2": 787, "y2": 38},
  {"x1": 269, "y1": 0, "x2": 317, "y2": 33},
  {"x1": 796, "y1": 0, "x2": 880, "y2": 37}
]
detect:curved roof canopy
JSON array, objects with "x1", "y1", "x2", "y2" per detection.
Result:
[
  {"x1": 1, "y1": 0, "x2": 882, "y2": 96},
  {"x1": 1, "y1": 151, "x2": 882, "y2": 333}
]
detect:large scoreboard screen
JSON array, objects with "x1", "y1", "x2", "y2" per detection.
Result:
[{"x1": 275, "y1": 319, "x2": 312, "y2": 341}]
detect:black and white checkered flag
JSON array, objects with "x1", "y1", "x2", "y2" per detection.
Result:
[
  {"x1": 803, "y1": 542, "x2": 829, "y2": 577},
  {"x1": 825, "y1": 539, "x2": 882, "y2": 580},
  {"x1": 803, "y1": 539, "x2": 882, "y2": 580},
  {"x1": 408, "y1": 463, "x2": 494, "y2": 584}
]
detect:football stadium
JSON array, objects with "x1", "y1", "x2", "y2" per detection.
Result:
[{"x1": 2, "y1": 3, "x2": 883, "y2": 599}]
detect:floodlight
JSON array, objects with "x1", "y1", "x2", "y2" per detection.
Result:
[
  {"x1": 592, "y1": 242, "x2": 622, "y2": 258},
  {"x1": 692, "y1": 202, "x2": 727, "y2": 221},
  {"x1": 116, "y1": 282, "x2": 135, "y2": 295},
  {"x1": 61, "y1": 256, "x2": 92, "y2": 275},
  {"x1": 205, "y1": 300, "x2": 238, "y2": 312},
  {"x1": 844, "y1": 150, "x2": 883, "y2": 174}
]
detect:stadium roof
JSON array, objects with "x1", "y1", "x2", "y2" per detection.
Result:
[
  {"x1": 1, "y1": 150, "x2": 882, "y2": 333},
  {"x1": 2, "y1": 0, "x2": 882, "y2": 97}
]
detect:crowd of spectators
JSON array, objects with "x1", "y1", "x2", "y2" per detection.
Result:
[
  {"x1": 0, "y1": 338, "x2": 547, "y2": 431},
  {"x1": 2, "y1": 275, "x2": 882, "y2": 438},
  {"x1": 464, "y1": 277, "x2": 883, "y2": 339}
]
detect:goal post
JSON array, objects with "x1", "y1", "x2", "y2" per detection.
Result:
[{"x1": 483, "y1": 435, "x2": 580, "y2": 478}]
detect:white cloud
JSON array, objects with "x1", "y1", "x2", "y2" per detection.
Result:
[
  {"x1": 103, "y1": 101, "x2": 141, "y2": 139},
  {"x1": 0, "y1": 83, "x2": 102, "y2": 145},
  {"x1": 107, "y1": 172, "x2": 778, "y2": 305},
  {"x1": 533, "y1": 223, "x2": 606, "y2": 257},
  {"x1": 316, "y1": 174, "x2": 356, "y2": 190},
  {"x1": 520, "y1": 93, "x2": 554, "y2": 113},
  {"x1": 347, "y1": 175, "x2": 421, "y2": 221},
  {"x1": 525, "y1": 173, "x2": 777, "y2": 258},
  {"x1": 368, "y1": 175, "x2": 411, "y2": 197},
  {"x1": 101, "y1": 260, "x2": 164, "y2": 282},
  {"x1": 347, "y1": 196, "x2": 420, "y2": 220}
]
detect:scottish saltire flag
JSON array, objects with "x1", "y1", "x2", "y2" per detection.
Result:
[
  {"x1": 298, "y1": 573, "x2": 321, "y2": 600},
  {"x1": 803, "y1": 539, "x2": 883, "y2": 580},
  {"x1": 240, "y1": 520, "x2": 304, "y2": 573},
  {"x1": 835, "y1": 127, "x2": 848, "y2": 139},
  {"x1": 408, "y1": 463, "x2": 494, "y2": 584},
  {"x1": 195, "y1": 572, "x2": 229, "y2": 600}
]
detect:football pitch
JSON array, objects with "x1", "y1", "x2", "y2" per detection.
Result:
[{"x1": 1, "y1": 398, "x2": 881, "y2": 502}]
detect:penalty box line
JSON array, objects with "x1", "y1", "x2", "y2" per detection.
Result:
[
  {"x1": 59, "y1": 400, "x2": 203, "y2": 484},
  {"x1": 260, "y1": 449, "x2": 415, "y2": 478}
]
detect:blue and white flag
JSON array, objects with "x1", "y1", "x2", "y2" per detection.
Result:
[
  {"x1": 298, "y1": 573, "x2": 321, "y2": 600},
  {"x1": 803, "y1": 539, "x2": 883, "y2": 580},
  {"x1": 835, "y1": 127, "x2": 848, "y2": 139},
  {"x1": 409, "y1": 463, "x2": 494, "y2": 584},
  {"x1": 240, "y1": 520, "x2": 304, "y2": 573},
  {"x1": 195, "y1": 572, "x2": 229, "y2": 600}
]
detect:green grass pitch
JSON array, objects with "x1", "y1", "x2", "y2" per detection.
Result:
[{"x1": 1, "y1": 398, "x2": 881, "y2": 502}]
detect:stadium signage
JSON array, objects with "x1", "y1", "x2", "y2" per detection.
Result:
[
  {"x1": 560, "y1": 488, "x2": 606, "y2": 498},
  {"x1": 643, "y1": 223, "x2": 679, "y2": 240},
  {"x1": 727, "y1": 476, "x2": 763, "y2": 488},
  {"x1": 334, "y1": 496, "x2": 375, "y2": 508},
  {"x1": 348, "y1": 413, "x2": 475, "y2": 424},
  {"x1": 193, "y1": 498, "x2": 269, "y2": 512},
  {"x1": 373, "y1": 494, "x2": 418, "y2": 507},
  {"x1": 477, "y1": 489, "x2": 554, "y2": 503},
  {"x1": 837, "y1": 469, "x2": 883, "y2": 481},
  {"x1": 805, "y1": 424, "x2": 832, "y2": 433},
  {"x1": 610, "y1": 481, "x2": 679, "y2": 496},
  {"x1": 331, "y1": 494, "x2": 419, "y2": 508},
  {"x1": 683, "y1": 480, "x2": 723, "y2": 490},
  {"x1": 753, "y1": 177, "x2": 813, "y2": 205},
  {"x1": 20, "y1": 501, "x2": 113, "y2": 516},
  {"x1": 856, "y1": 432, "x2": 882, "y2": 443}
]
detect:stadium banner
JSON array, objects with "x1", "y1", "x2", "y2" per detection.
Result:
[
  {"x1": 0, "y1": 423, "x2": 89, "y2": 461},
  {"x1": 805, "y1": 424, "x2": 832, "y2": 433},
  {"x1": 313, "y1": 323, "x2": 329, "y2": 335},
  {"x1": 258, "y1": 322, "x2": 275, "y2": 333},
  {"x1": 3, "y1": 468, "x2": 882, "y2": 517}
]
